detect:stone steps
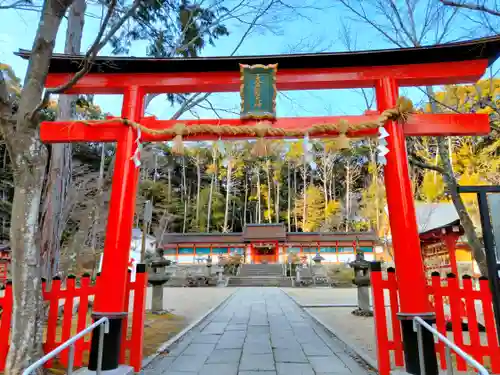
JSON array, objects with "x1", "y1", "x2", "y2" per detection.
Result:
[
  {"x1": 239, "y1": 264, "x2": 283, "y2": 277},
  {"x1": 227, "y1": 276, "x2": 293, "y2": 287}
]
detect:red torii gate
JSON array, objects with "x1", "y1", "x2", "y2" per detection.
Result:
[{"x1": 17, "y1": 35, "x2": 498, "y2": 374}]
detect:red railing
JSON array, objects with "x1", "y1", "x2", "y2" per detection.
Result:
[
  {"x1": 0, "y1": 267, "x2": 147, "y2": 372},
  {"x1": 372, "y1": 267, "x2": 500, "y2": 375}
]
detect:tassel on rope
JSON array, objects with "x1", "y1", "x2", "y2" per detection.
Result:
[
  {"x1": 252, "y1": 138, "x2": 267, "y2": 157},
  {"x1": 171, "y1": 123, "x2": 186, "y2": 155},
  {"x1": 335, "y1": 120, "x2": 350, "y2": 150},
  {"x1": 251, "y1": 122, "x2": 270, "y2": 157}
]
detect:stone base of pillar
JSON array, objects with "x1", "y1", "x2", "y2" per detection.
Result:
[
  {"x1": 88, "y1": 313, "x2": 126, "y2": 371},
  {"x1": 398, "y1": 312, "x2": 438, "y2": 375}
]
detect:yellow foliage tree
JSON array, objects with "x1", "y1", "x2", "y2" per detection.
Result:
[
  {"x1": 420, "y1": 171, "x2": 446, "y2": 203},
  {"x1": 294, "y1": 185, "x2": 325, "y2": 232}
]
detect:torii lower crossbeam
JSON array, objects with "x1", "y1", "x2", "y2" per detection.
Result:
[{"x1": 40, "y1": 113, "x2": 489, "y2": 142}]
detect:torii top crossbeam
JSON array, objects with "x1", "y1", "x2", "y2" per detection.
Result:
[
  {"x1": 15, "y1": 36, "x2": 499, "y2": 372},
  {"x1": 17, "y1": 36, "x2": 499, "y2": 142}
]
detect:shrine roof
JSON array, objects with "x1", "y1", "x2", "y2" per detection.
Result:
[
  {"x1": 161, "y1": 229, "x2": 378, "y2": 245},
  {"x1": 15, "y1": 36, "x2": 500, "y2": 74},
  {"x1": 415, "y1": 203, "x2": 460, "y2": 234}
]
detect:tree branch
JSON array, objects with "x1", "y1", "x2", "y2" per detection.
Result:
[
  {"x1": 0, "y1": 0, "x2": 30, "y2": 9},
  {"x1": 409, "y1": 155, "x2": 447, "y2": 174},
  {"x1": 439, "y1": 0, "x2": 500, "y2": 17},
  {"x1": 30, "y1": 0, "x2": 142, "y2": 120}
]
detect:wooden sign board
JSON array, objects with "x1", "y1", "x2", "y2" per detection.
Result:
[{"x1": 240, "y1": 64, "x2": 278, "y2": 120}]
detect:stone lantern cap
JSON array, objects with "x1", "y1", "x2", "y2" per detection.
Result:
[
  {"x1": 150, "y1": 258, "x2": 171, "y2": 268},
  {"x1": 349, "y1": 254, "x2": 370, "y2": 270},
  {"x1": 312, "y1": 253, "x2": 324, "y2": 261}
]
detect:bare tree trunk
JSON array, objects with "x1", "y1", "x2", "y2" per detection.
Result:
[
  {"x1": 256, "y1": 169, "x2": 261, "y2": 224},
  {"x1": 167, "y1": 168, "x2": 172, "y2": 203},
  {"x1": 231, "y1": 198, "x2": 236, "y2": 230},
  {"x1": 425, "y1": 86, "x2": 488, "y2": 276},
  {"x1": 196, "y1": 159, "x2": 201, "y2": 228},
  {"x1": 181, "y1": 156, "x2": 187, "y2": 202},
  {"x1": 275, "y1": 181, "x2": 280, "y2": 223},
  {"x1": 40, "y1": 0, "x2": 85, "y2": 279},
  {"x1": 207, "y1": 174, "x2": 214, "y2": 232},
  {"x1": 287, "y1": 162, "x2": 291, "y2": 231},
  {"x1": 90, "y1": 144, "x2": 106, "y2": 277},
  {"x1": 437, "y1": 137, "x2": 488, "y2": 275},
  {"x1": 8, "y1": 135, "x2": 48, "y2": 375},
  {"x1": 223, "y1": 160, "x2": 233, "y2": 232},
  {"x1": 265, "y1": 160, "x2": 272, "y2": 223},
  {"x1": 302, "y1": 164, "x2": 307, "y2": 231},
  {"x1": 345, "y1": 163, "x2": 350, "y2": 232},
  {"x1": 323, "y1": 174, "x2": 328, "y2": 220},
  {"x1": 293, "y1": 168, "x2": 298, "y2": 230},
  {"x1": 243, "y1": 171, "x2": 248, "y2": 226},
  {"x1": 4, "y1": 0, "x2": 72, "y2": 370}
]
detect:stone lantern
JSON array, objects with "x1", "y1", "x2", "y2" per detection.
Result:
[
  {"x1": 312, "y1": 253, "x2": 324, "y2": 265},
  {"x1": 148, "y1": 249, "x2": 171, "y2": 314},
  {"x1": 206, "y1": 255, "x2": 213, "y2": 277},
  {"x1": 349, "y1": 251, "x2": 373, "y2": 317}
]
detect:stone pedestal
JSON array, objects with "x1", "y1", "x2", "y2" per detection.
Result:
[
  {"x1": 357, "y1": 285, "x2": 370, "y2": 312},
  {"x1": 152, "y1": 285, "x2": 164, "y2": 312}
]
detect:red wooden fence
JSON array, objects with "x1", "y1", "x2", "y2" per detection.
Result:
[
  {"x1": 372, "y1": 266, "x2": 500, "y2": 375},
  {"x1": 0, "y1": 267, "x2": 147, "y2": 372}
]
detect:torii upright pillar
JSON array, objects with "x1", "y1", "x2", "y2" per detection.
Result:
[
  {"x1": 376, "y1": 77, "x2": 438, "y2": 375},
  {"x1": 88, "y1": 86, "x2": 145, "y2": 371}
]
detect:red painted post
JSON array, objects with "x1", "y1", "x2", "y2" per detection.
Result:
[
  {"x1": 45, "y1": 277, "x2": 62, "y2": 365},
  {"x1": 130, "y1": 264, "x2": 148, "y2": 371},
  {"x1": 88, "y1": 85, "x2": 144, "y2": 372},
  {"x1": 0, "y1": 281, "x2": 12, "y2": 371},
  {"x1": 119, "y1": 270, "x2": 133, "y2": 364},
  {"x1": 370, "y1": 263, "x2": 391, "y2": 375},
  {"x1": 376, "y1": 77, "x2": 436, "y2": 375},
  {"x1": 447, "y1": 274, "x2": 466, "y2": 370},
  {"x1": 61, "y1": 275, "x2": 77, "y2": 366},
  {"x1": 75, "y1": 274, "x2": 91, "y2": 367},
  {"x1": 431, "y1": 272, "x2": 446, "y2": 369},
  {"x1": 478, "y1": 276, "x2": 500, "y2": 371},
  {"x1": 445, "y1": 235, "x2": 459, "y2": 276},
  {"x1": 387, "y1": 269, "x2": 404, "y2": 367},
  {"x1": 462, "y1": 275, "x2": 481, "y2": 363}
]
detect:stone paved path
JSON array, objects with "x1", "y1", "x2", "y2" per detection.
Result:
[{"x1": 142, "y1": 288, "x2": 376, "y2": 375}]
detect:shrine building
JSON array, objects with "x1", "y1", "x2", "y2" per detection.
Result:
[{"x1": 161, "y1": 224, "x2": 379, "y2": 264}]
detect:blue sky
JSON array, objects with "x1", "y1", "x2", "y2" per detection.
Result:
[{"x1": 0, "y1": 1, "x2": 497, "y2": 120}]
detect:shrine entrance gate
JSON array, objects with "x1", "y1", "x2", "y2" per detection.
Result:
[{"x1": 18, "y1": 35, "x2": 498, "y2": 375}]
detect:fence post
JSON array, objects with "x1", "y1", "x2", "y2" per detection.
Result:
[
  {"x1": 130, "y1": 264, "x2": 148, "y2": 372},
  {"x1": 387, "y1": 268, "x2": 404, "y2": 366},
  {"x1": 370, "y1": 262, "x2": 391, "y2": 375}
]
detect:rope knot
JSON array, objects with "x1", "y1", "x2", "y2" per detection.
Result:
[
  {"x1": 395, "y1": 97, "x2": 414, "y2": 122},
  {"x1": 335, "y1": 119, "x2": 350, "y2": 150}
]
